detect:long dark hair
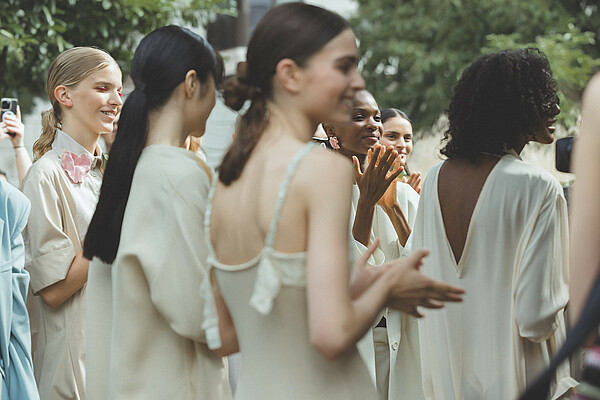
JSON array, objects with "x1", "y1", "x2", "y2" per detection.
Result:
[
  {"x1": 381, "y1": 107, "x2": 412, "y2": 174},
  {"x1": 218, "y1": 2, "x2": 350, "y2": 186},
  {"x1": 83, "y1": 25, "x2": 223, "y2": 263},
  {"x1": 441, "y1": 48, "x2": 557, "y2": 161}
]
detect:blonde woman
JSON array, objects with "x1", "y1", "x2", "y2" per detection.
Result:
[{"x1": 22, "y1": 47, "x2": 122, "y2": 399}]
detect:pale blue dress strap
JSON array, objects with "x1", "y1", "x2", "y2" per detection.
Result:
[{"x1": 249, "y1": 142, "x2": 316, "y2": 314}]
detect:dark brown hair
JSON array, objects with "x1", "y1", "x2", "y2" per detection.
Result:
[{"x1": 218, "y1": 2, "x2": 350, "y2": 185}]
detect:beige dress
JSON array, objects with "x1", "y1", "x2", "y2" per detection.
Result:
[
  {"x1": 201, "y1": 143, "x2": 378, "y2": 400},
  {"x1": 108, "y1": 145, "x2": 231, "y2": 400},
  {"x1": 407, "y1": 154, "x2": 578, "y2": 400},
  {"x1": 351, "y1": 183, "x2": 425, "y2": 400},
  {"x1": 22, "y1": 130, "x2": 103, "y2": 400}
]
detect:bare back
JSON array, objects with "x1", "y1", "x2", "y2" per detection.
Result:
[
  {"x1": 437, "y1": 156, "x2": 500, "y2": 264},
  {"x1": 209, "y1": 136, "x2": 313, "y2": 265}
]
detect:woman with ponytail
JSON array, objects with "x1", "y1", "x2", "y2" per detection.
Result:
[
  {"x1": 82, "y1": 26, "x2": 230, "y2": 399},
  {"x1": 21, "y1": 47, "x2": 122, "y2": 399},
  {"x1": 200, "y1": 4, "x2": 464, "y2": 399}
]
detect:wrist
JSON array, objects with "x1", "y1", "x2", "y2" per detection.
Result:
[{"x1": 13, "y1": 145, "x2": 25, "y2": 150}]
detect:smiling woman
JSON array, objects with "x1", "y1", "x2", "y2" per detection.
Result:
[{"x1": 21, "y1": 47, "x2": 123, "y2": 400}]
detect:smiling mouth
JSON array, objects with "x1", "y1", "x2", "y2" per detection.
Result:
[
  {"x1": 102, "y1": 111, "x2": 117, "y2": 118},
  {"x1": 547, "y1": 118, "x2": 557, "y2": 133}
]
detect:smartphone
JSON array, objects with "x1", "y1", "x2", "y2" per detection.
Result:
[{"x1": 1, "y1": 98, "x2": 18, "y2": 137}]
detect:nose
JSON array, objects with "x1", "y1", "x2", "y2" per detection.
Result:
[
  {"x1": 352, "y1": 69, "x2": 365, "y2": 92},
  {"x1": 554, "y1": 103, "x2": 561, "y2": 116},
  {"x1": 111, "y1": 90, "x2": 123, "y2": 107}
]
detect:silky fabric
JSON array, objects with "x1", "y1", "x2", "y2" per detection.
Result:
[
  {"x1": 108, "y1": 146, "x2": 230, "y2": 400},
  {"x1": 202, "y1": 143, "x2": 377, "y2": 400},
  {"x1": 352, "y1": 183, "x2": 425, "y2": 399},
  {"x1": 0, "y1": 180, "x2": 39, "y2": 400},
  {"x1": 22, "y1": 130, "x2": 103, "y2": 400},
  {"x1": 407, "y1": 154, "x2": 578, "y2": 400}
]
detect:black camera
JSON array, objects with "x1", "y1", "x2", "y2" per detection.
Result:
[{"x1": 555, "y1": 136, "x2": 574, "y2": 173}]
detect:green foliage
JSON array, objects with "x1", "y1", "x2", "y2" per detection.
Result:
[
  {"x1": 351, "y1": 0, "x2": 600, "y2": 131},
  {"x1": 0, "y1": 0, "x2": 234, "y2": 112},
  {"x1": 485, "y1": 24, "x2": 600, "y2": 134}
]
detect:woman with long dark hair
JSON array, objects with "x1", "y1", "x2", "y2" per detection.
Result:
[
  {"x1": 83, "y1": 26, "x2": 230, "y2": 399},
  {"x1": 408, "y1": 48, "x2": 577, "y2": 399},
  {"x1": 200, "y1": 3, "x2": 464, "y2": 399}
]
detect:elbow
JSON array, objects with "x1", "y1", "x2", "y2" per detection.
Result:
[
  {"x1": 40, "y1": 291, "x2": 64, "y2": 309},
  {"x1": 309, "y1": 329, "x2": 348, "y2": 361},
  {"x1": 212, "y1": 330, "x2": 239, "y2": 358}
]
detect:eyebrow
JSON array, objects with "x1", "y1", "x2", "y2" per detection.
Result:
[
  {"x1": 335, "y1": 55, "x2": 359, "y2": 65},
  {"x1": 94, "y1": 81, "x2": 123, "y2": 89}
]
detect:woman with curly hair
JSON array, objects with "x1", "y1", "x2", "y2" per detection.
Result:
[{"x1": 406, "y1": 48, "x2": 577, "y2": 399}]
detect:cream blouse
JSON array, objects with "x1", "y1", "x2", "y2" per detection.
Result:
[{"x1": 23, "y1": 129, "x2": 103, "y2": 400}]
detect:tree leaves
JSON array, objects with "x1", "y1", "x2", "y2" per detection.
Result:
[
  {"x1": 0, "y1": 0, "x2": 234, "y2": 113},
  {"x1": 351, "y1": 0, "x2": 600, "y2": 132}
]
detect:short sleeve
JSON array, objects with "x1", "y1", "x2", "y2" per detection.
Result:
[
  {"x1": 22, "y1": 175, "x2": 75, "y2": 294},
  {"x1": 126, "y1": 154, "x2": 212, "y2": 342},
  {"x1": 514, "y1": 183, "x2": 569, "y2": 342}
]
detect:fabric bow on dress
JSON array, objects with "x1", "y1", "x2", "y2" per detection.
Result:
[{"x1": 61, "y1": 151, "x2": 92, "y2": 184}]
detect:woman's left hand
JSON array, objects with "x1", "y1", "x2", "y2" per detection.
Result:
[{"x1": 402, "y1": 171, "x2": 422, "y2": 194}]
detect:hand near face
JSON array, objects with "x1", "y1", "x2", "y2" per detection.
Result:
[
  {"x1": 402, "y1": 171, "x2": 422, "y2": 194},
  {"x1": 1, "y1": 106, "x2": 25, "y2": 147},
  {"x1": 353, "y1": 144, "x2": 403, "y2": 208},
  {"x1": 384, "y1": 249, "x2": 465, "y2": 318},
  {"x1": 377, "y1": 156, "x2": 404, "y2": 210}
]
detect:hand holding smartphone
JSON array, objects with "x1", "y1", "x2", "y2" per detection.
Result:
[{"x1": 1, "y1": 98, "x2": 20, "y2": 137}]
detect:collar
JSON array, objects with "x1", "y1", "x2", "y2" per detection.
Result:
[{"x1": 52, "y1": 130, "x2": 104, "y2": 169}]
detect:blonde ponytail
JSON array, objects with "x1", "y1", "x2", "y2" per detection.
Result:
[{"x1": 34, "y1": 107, "x2": 60, "y2": 161}]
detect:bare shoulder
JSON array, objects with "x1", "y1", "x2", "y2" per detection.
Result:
[
  {"x1": 584, "y1": 72, "x2": 600, "y2": 98},
  {"x1": 295, "y1": 147, "x2": 353, "y2": 191}
]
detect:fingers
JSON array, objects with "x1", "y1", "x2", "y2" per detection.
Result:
[
  {"x1": 16, "y1": 105, "x2": 21, "y2": 120},
  {"x1": 405, "y1": 248, "x2": 430, "y2": 270},
  {"x1": 356, "y1": 238, "x2": 380, "y2": 267},
  {"x1": 352, "y1": 156, "x2": 362, "y2": 177}
]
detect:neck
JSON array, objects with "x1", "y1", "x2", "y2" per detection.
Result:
[
  {"x1": 265, "y1": 101, "x2": 316, "y2": 143},
  {"x1": 60, "y1": 122, "x2": 100, "y2": 155},
  {"x1": 146, "y1": 101, "x2": 188, "y2": 148}
]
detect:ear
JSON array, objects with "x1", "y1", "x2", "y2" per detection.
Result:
[
  {"x1": 184, "y1": 70, "x2": 199, "y2": 99},
  {"x1": 54, "y1": 85, "x2": 73, "y2": 108},
  {"x1": 322, "y1": 123, "x2": 336, "y2": 138},
  {"x1": 275, "y1": 58, "x2": 302, "y2": 94}
]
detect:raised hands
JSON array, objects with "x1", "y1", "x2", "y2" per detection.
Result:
[
  {"x1": 402, "y1": 171, "x2": 422, "y2": 194},
  {"x1": 353, "y1": 144, "x2": 403, "y2": 208}
]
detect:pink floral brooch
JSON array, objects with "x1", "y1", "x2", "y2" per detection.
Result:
[{"x1": 61, "y1": 150, "x2": 92, "y2": 184}]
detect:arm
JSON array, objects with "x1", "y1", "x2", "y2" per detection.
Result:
[
  {"x1": 38, "y1": 252, "x2": 89, "y2": 308},
  {"x1": 305, "y1": 155, "x2": 463, "y2": 360},
  {"x1": 569, "y1": 73, "x2": 600, "y2": 324},
  {"x1": 1, "y1": 106, "x2": 32, "y2": 186},
  {"x1": 352, "y1": 145, "x2": 402, "y2": 246},
  {"x1": 514, "y1": 183, "x2": 569, "y2": 341},
  {"x1": 378, "y1": 178, "x2": 411, "y2": 246},
  {"x1": 210, "y1": 277, "x2": 239, "y2": 357}
]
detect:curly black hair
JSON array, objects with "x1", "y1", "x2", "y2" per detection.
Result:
[{"x1": 440, "y1": 48, "x2": 558, "y2": 161}]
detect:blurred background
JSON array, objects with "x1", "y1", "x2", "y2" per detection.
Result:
[{"x1": 1, "y1": 0, "x2": 598, "y2": 187}]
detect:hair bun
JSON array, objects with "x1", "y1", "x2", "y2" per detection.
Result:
[{"x1": 222, "y1": 61, "x2": 260, "y2": 111}]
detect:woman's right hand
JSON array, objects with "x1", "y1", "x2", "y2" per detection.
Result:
[
  {"x1": 1, "y1": 106, "x2": 25, "y2": 147},
  {"x1": 383, "y1": 249, "x2": 465, "y2": 317},
  {"x1": 353, "y1": 144, "x2": 403, "y2": 208},
  {"x1": 402, "y1": 171, "x2": 422, "y2": 194}
]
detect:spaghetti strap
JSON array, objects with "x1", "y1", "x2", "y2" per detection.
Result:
[{"x1": 264, "y1": 142, "x2": 316, "y2": 249}]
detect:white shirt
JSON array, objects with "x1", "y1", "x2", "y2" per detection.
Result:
[{"x1": 407, "y1": 154, "x2": 577, "y2": 400}]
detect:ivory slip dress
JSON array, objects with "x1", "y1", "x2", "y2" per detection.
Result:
[{"x1": 201, "y1": 143, "x2": 378, "y2": 400}]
